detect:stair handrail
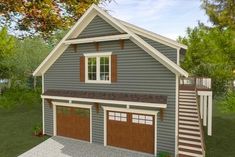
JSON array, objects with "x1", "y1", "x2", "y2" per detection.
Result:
[{"x1": 196, "y1": 89, "x2": 206, "y2": 156}]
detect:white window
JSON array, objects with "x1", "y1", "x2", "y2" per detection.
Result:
[
  {"x1": 108, "y1": 111, "x2": 127, "y2": 122},
  {"x1": 84, "y1": 52, "x2": 111, "y2": 84},
  {"x1": 132, "y1": 114, "x2": 153, "y2": 125}
]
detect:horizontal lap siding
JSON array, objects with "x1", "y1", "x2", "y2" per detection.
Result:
[
  {"x1": 92, "y1": 106, "x2": 104, "y2": 144},
  {"x1": 44, "y1": 101, "x2": 53, "y2": 135},
  {"x1": 140, "y1": 36, "x2": 177, "y2": 63},
  {"x1": 78, "y1": 16, "x2": 120, "y2": 38},
  {"x1": 44, "y1": 40, "x2": 176, "y2": 155},
  {"x1": 44, "y1": 15, "x2": 177, "y2": 155}
]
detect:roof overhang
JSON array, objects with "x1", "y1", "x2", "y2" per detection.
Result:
[{"x1": 119, "y1": 19, "x2": 188, "y2": 50}]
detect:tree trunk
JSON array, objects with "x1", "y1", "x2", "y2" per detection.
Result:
[
  {"x1": 7, "y1": 79, "x2": 11, "y2": 89},
  {"x1": 33, "y1": 76, "x2": 36, "y2": 91}
]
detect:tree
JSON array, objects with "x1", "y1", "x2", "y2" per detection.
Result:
[
  {"x1": 202, "y1": 0, "x2": 235, "y2": 29},
  {"x1": 178, "y1": 24, "x2": 235, "y2": 94},
  {"x1": 0, "y1": 0, "x2": 111, "y2": 38},
  {"x1": 0, "y1": 27, "x2": 15, "y2": 82},
  {"x1": 9, "y1": 37, "x2": 52, "y2": 88}
]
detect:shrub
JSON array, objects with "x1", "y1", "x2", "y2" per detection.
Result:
[
  {"x1": 0, "y1": 88, "x2": 41, "y2": 109},
  {"x1": 217, "y1": 91, "x2": 235, "y2": 113},
  {"x1": 158, "y1": 151, "x2": 172, "y2": 157}
]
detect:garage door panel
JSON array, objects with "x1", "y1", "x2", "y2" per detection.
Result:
[
  {"x1": 56, "y1": 106, "x2": 90, "y2": 141},
  {"x1": 107, "y1": 111, "x2": 155, "y2": 154}
]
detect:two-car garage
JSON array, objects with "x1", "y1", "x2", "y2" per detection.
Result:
[{"x1": 54, "y1": 103, "x2": 156, "y2": 155}]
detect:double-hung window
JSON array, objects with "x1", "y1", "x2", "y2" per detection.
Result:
[{"x1": 84, "y1": 52, "x2": 112, "y2": 83}]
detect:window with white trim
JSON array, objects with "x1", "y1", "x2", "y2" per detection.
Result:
[
  {"x1": 108, "y1": 111, "x2": 127, "y2": 122},
  {"x1": 132, "y1": 114, "x2": 153, "y2": 125},
  {"x1": 85, "y1": 52, "x2": 111, "y2": 83}
]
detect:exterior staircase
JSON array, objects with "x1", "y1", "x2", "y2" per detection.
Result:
[{"x1": 178, "y1": 90, "x2": 205, "y2": 157}]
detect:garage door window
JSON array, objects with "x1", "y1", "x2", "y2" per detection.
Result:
[
  {"x1": 132, "y1": 114, "x2": 153, "y2": 125},
  {"x1": 75, "y1": 108, "x2": 90, "y2": 117},
  {"x1": 57, "y1": 106, "x2": 70, "y2": 115},
  {"x1": 108, "y1": 112, "x2": 127, "y2": 122}
]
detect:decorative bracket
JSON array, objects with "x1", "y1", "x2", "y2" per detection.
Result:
[
  {"x1": 94, "y1": 103, "x2": 100, "y2": 113},
  {"x1": 45, "y1": 99, "x2": 53, "y2": 108}
]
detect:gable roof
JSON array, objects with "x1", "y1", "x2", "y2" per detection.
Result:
[
  {"x1": 33, "y1": 4, "x2": 188, "y2": 77},
  {"x1": 119, "y1": 19, "x2": 188, "y2": 50}
]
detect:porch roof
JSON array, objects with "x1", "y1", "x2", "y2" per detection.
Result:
[{"x1": 42, "y1": 89, "x2": 167, "y2": 108}]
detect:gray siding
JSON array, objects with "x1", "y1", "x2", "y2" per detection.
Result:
[
  {"x1": 44, "y1": 101, "x2": 53, "y2": 135},
  {"x1": 43, "y1": 15, "x2": 176, "y2": 155},
  {"x1": 92, "y1": 106, "x2": 104, "y2": 144},
  {"x1": 140, "y1": 36, "x2": 177, "y2": 63},
  {"x1": 78, "y1": 15, "x2": 120, "y2": 38}
]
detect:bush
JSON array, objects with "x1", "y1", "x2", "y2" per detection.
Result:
[
  {"x1": 217, "y1": 91, "x2": 235, "y2": 113},
  {"x1": 158, "y1": 151, "x2": 172, "y2": 157},
  {"x1": 0, "y1": 88, "x2": 41, "y2": 109}
]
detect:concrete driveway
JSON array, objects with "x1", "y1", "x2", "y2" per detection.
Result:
[{"x1": 19, "y1": 136, "x2": 154, "y2": 157}]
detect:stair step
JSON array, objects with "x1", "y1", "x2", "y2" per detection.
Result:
[
  {"x1": 179, "y1": 120, "x2": 199, "y2": 125},
  {"x1": 179, "y1": 105, "x2": 197, "y2": 109},
  {"x1": 179, "y1": 150, "x2": 203, "y2": 157},
  {"x1": 179, "y1": 129, "x2": 200, "y2": 135},
  {"x1": 179, "y1": 145, "x2": 202, "y2": 152},
  {"x1": 179, "y1": 112, "x2": 198, "y2": 117},
  {"x1": 179, "y1": 116, "x2": 198, "y2": 121},
  {"x1": 179, "y1": 92, "x2": 196, "y2": 96},
  {"x1": 179, "y1": 139, "x2": 201, "y2": 146},
  {"x1": 179, "y1": 99, "x2": 196, "y2": 103},
  {"x1": 179, "y1": 96, "x2": 196, "y2": 99},
  {"x1": 180, "y1": 90, "x2": 196, "y2": 93},
  {"x1": 180, "y1": 102, "x2": 196, "y2": 105},
  {"x1": 179, "y1": 134, "x2": 201, "y2": 140},
  {"x1": 179, "y1": 124, "x2": 200, "y2": 130},
  {"x1": 179, "y1": 109, "x2": 197, "y2": 113}
]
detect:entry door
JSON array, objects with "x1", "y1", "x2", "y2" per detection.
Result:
[
  {"x1": 56, "y1": 106, "x2": 90, "y2": 141},
  {"x1": 107, "y1": 111, "x2": 155, "y2": 154}
]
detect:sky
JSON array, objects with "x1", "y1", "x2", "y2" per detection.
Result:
[{"x1": 105, "y1": 0, "x2": 211, "y2": 40}]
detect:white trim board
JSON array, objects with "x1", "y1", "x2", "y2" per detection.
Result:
[
  {"x1": 64, "y1": 34, "x2": 130, "y2": 45},
  {"x1": 52, "y1": 101, "x2": 93, "y2": 143},
  {"x1": 42, "y1": 74, "x2": 45, "y2": 134},
  {"x1": 102, "y1": 106, "x2": 158, "y2": 156},
  {"x1": 41, "y1": 95, "x2": 167, "y2": 109},
  {"x1": 33, "y1": 4, "x2": 188, "y2": 77},
  {"x1": 119, "y1": 19, "x2": 187, "y2": 50}
]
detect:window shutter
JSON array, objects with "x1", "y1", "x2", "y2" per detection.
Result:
[
  {"x1": 80, "y1": 56, "x2": 85, "y2": 82},
  {"x1": 111, "y1": 55, "x2": 117, "y2": 82}
]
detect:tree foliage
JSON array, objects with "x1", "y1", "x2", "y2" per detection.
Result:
[
  {"x1": 0, "y1": 0, "x2": 111, "y2": 38},
  {"x1": 9, "y1": 37, "x2": 52, "y2": 88},
  {"x1": 0, "y1": 27, "x2": 15, "y2": 79},
  {"x1": 178, "y1": 24, "x2": 235, "y2": 94},
  {"x1": 202, "y1": 0, "x2": 235, "y2": 29}
]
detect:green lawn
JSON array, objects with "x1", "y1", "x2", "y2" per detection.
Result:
[
  {"x1": 0, "y1": 93, "x2": 49, "y2": 157},
  {"x1": 205, "y1": 101, "x2": 235, "y2": 157}
]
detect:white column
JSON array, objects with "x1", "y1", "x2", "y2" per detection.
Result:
[
  {"x1": 200, "y1": 96, "x2": 203, "y2": 119},
  {"x1": 203, "y1": 95, "x2": 207, "y2": 126},
  {"x1": 208, "y1": 95, "x2": 212, "y2": 136}
]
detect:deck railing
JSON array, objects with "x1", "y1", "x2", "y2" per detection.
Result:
[{"x1": 180, "y1": 77, "x2": 211, "y2": 90}]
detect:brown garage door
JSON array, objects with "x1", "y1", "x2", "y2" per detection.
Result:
[
  {"x1": 56, "y1": 106, "x2": 90, "y2": 141},
  {"x1": 107, "y1": 111, "x2": 155, "y2": 154}
]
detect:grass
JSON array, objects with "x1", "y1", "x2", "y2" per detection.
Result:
[
  {"x1": 205, "y1": 98, "x2": 235, "y2": 157},
  {"x1": 0, "y1": 88, "x2": 49, "y2": 157}
]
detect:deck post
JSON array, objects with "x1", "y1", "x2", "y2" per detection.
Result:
[
  {"x1": 200, "y1": 96, "x2": 203, "y2": 119},
  {"x1": 208, "y1": 95, "x2": 212, "y2": 136},
  {"x1": 203, "y1": 95, "x2": 207, "y2": 126}
]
